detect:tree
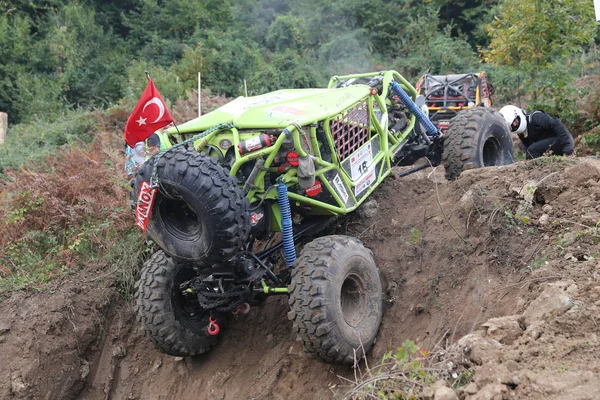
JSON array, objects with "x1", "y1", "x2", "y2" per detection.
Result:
[{"x1": 483, "y1": 0, "x2": 596, "y2": 105}]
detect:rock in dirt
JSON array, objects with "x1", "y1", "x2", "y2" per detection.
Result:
[
  {"x1": 542, "y1": 204, "x2": 553, "y2": 213},
  {"x1": 538, "y1": 214, "x2": 549, "y2": 225},
  {"x1": 459, "y1": 190, "x2": 475, "y2": 214},
  {"x1": 80, "y1": 360, "x2": 90, "y2": 380},
  {"x1": 0, "y1": 323, "x2": 10, "y2": 335},
  {"x1": 456, "y1": 332, "x2": 502, "y2": 365},
  {"x1": 464, "y1": 382, "x2": 479, "y2": 395},
  {"x1": 523, "y1": 282, "x2": 574, "y2": 323},
  {"x1": 561, "y1": 232, "x2": 577, "y2": 246},
  {"x1": 481, "y1": 315, "x2": 524, "y2": 345},
  {"x1": 410, "y1": 303, "x2": 427, "y2": 315},
  {"x1": 422, "y1": 387, "x2": 435, "y2": 400},
  {"x1": 112, "y1": 345, "x2": 127, "y2": 358},
  {"x1": 11, "y1": 372, "x2": 26, "y2": 394},
  {"x1": 358, "y1": 199, "x2": 379, "y2": 218},
  {"x1": 433, "y1": 380, "x2": 449, "y2": 390},
  {"x1": 473, "y1": 363, "x2": 515, "y2": 388},
  {"x1": 434, "y1": 386, "x2": 459, "y2": 400},
  {"x1": 466, "y1": 383, "x2": 508, "y2": 400},
  {"x1": 152, "y1": 358, "x2": 162, "y2": 370}
]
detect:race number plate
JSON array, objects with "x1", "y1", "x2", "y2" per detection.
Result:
[
  {"x1": 349, "y1": 142, "x2": 373, "y2": 180},
  {"x1": 136, "y1": 181, "x2": 157, "y2": 232}
]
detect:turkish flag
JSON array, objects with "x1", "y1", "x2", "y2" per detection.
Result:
[{"x1": 124, "y1": 78, "x2": 174, "y2": 147}]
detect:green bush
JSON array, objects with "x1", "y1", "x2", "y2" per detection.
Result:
[{"x1": 0, "y1": 109, "x2": 98, "y2": 174}]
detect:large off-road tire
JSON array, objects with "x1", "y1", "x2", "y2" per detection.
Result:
[
  {"x1": 442, "y1": 107, "x2": 514, "y2": 180},
  {"x1": 132, "y1": 147, "x2": 250, "y2": 264},
  {"x1": 288, "y1": 235, "x2": 383, "y2": 364},
  {"x1": 135, "y1": 250, "x2": 226, "y2": 356}
]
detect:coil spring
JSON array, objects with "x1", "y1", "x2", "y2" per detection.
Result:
[
  {"x1": 390, "y1": 81, "x2": 438, "y2": 136},
  {"x1": 277, "y1": 179, "x2": 296, "y2": 267}
]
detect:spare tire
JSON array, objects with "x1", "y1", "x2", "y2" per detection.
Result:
[
  {"x1": 442, "y1": 108, "x2": 514, "y2": 180},
  {"x1": 131, "y1": 147, "x2": 250, "y2": 264}
]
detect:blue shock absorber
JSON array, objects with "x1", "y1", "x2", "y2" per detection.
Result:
[
  {"x1": 390, "y1": 81, "x2": 439, "y2": 137},
  {"x1": 277, "y1": 179, "x2": 296, "y2": 267}
]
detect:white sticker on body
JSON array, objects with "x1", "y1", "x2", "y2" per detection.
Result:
[
  {"x1": 332, "y1": 174, "x2": 349, "y2": 203},
  {"x1": 354, "y1": 166, "x2": 376, "y2": 197},
  {"x1": 349, "y1": 142, "x2": 373, "y2": 180}
]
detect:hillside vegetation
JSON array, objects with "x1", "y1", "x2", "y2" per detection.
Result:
[{"x1": 0, "y1": 0, "x2": 599, "y2": 298}]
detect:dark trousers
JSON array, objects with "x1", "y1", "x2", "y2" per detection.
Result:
[{"x1": 525, "y1": 138, "x2": 566, "y2": 159}]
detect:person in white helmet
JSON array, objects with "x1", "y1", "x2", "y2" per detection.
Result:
[{"x1": 499, "y1": 105, "x2": 574, "y2": 159}]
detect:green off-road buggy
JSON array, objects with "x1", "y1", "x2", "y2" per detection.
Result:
[{"x1": 131, "y1": 70, "x2": 513, "y2": 364}]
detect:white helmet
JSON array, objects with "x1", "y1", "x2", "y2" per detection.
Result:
[{"x1": 499, "y1": 105, "x2": 527, "y2": 135}]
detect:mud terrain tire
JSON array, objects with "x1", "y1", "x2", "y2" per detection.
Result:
[
  {"x1": 288, "y1": 235, "x2": 383, "y2": 364},
  {"x1": 132, "y1": 147, "x2": 250, "y2": 264},
  {"x1": 442, "y1": 107, "x2": 514, "y2": 180},
  {"x1": 135, "y1": 251, "x2": 226, "y2": 356}
]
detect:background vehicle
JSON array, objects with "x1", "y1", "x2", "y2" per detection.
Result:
[
  {"x1": 415, "y1": 72, "x2": 494, "y2": 134},
  {"x1": 414, "y1": 72, "x2": 514, "y2": 179},
  {"x1": 131, "y1": 70, "x2": 512, "y2": 364}
]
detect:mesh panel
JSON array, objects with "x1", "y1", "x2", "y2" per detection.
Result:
[{"x1": 330, "y1": 101, "x2": 370, "y2": 161}]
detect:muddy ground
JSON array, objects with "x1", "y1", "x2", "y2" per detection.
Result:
[{"x1": 1, "y1": 157, "x2": 599, "y2": 399}]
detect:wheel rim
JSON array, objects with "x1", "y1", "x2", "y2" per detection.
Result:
[
  {"x1": 340, "y1": 272, "x2": 368, "y2": 328},
  {"x1": 482, "y1": 136, "x2": 501, "y2": 166},
  {"x1": 157, "y1": 196, "x2": 203, "y2": 241}
]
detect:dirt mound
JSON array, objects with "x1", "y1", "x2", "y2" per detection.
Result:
[{"x1": 1, "y1": 157, "x2": 599, "y2": 399}]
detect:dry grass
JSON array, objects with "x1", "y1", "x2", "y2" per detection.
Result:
[
  {"x1": 0, "y1": 131, "x2": 141, "y2": 294},
  {"x1": 0, "y1": 90, "x2": 232, "y2": 296},
  {"x1": 344, "y1": 339, "x2": 471, "y2": 399}
]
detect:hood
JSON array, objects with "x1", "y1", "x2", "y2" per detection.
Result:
[{"x1": 168, "y1": 86, "x2": 371, "y2": 134}]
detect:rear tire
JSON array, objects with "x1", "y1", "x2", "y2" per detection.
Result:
[
  {"x1": 442, "y1": 108, "x2": 514, "y2": 180},
  {"x1": 131, "y1": 147, "x2": 250, "y2": 264},
  {"x1": 135, "y1": 251, "x2": 225, "y2": 357},
  {"x1": 288, "y1": 235, "x2": 383, "y2": 364}
]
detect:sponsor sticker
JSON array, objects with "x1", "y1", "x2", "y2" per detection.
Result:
[
  {"x1": 354, "y1": 166, "x2": 376, "y2": 197},
  {"x1": 350, "y1": 142, "x2": 373, "y2": 180},
  {"x1": 250, "y1": 211, "x2": 264, "y2": 226},
  {"x1": 305, "y1": 180, "x2": 322, "y2": 197},
  {"x1": 332, "y1": 174, "x2": 349, "y2": 203},
  {"x1": 136, "y1": 181, "x2": 157, "y2": 232}
]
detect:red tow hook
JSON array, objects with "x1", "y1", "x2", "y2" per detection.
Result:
[
  {"x1": 207, "y1": 317, "x2": 220, "y2": 336},
  {"x1": 232, "y1": 302, "x2": 251, "y2": 315}
]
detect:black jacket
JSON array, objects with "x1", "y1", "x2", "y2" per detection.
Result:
[{"x1": 520, "y1": 111, "x2": 574, "y2": 155}]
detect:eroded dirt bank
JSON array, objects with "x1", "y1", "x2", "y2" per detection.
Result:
[{"x1": 1, "y1": 157, "x2": 599, "y2": 399}]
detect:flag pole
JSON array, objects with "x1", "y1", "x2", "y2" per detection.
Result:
[
  {"x1": 198, "y1": 72, "x2": 202, "y2": 117},
  {"x1": 145, "y1": 71, "x2": 151, "y2": 81}
]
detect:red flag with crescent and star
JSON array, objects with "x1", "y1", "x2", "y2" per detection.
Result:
[{"x1": 124, "y1": 78, "x2": 173, "y2": 147}]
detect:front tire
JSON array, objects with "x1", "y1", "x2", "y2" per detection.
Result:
[
  {"x1": 135, "y1": 251, "x2": 225, "y2": 357},
  {"x1": 288, "y1": 235, "x2": 383, "y2": 364},
  {"x1": 442, "y1": 107, "x2": 514, "y2": 180}
]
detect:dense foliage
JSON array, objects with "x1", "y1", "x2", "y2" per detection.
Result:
[
  {"x1": 0, "y1": 0, "x2": 506, "y2": 124},
  {"x1": 0, "y1": 0, "x2": 598, "y2": 135}
]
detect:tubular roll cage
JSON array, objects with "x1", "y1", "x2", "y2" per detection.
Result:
[
  {"x1": 416, "y1": 72, "x2": 490, "y2": 111},
  {"x1": 193, "y1": 71, "x2": 419, "y2": 226},
  {"x1": 183, "y1": 71, "x2": 423, "y2": 295}
]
